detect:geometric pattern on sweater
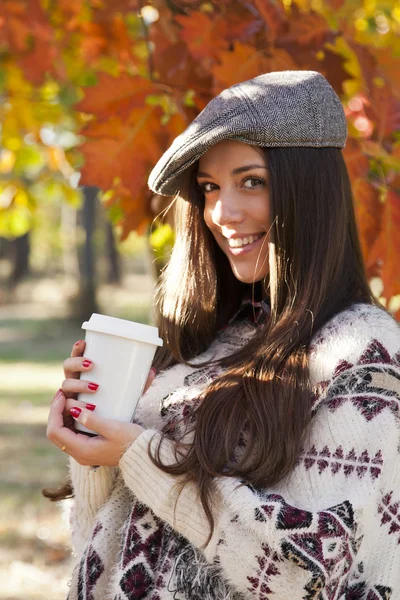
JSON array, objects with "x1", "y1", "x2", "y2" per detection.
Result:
[
  {"x1": 324, "y1": 361, "x2": 400, "y2": 421},
  {"x1": 114, "y1": 499, "x2": 242, "y2": 600},
  {"x1": 311, "y1": 338, "x2": 400, "y2": 420},
  {"x1": 339, "y1": 580, "x2": 392, "y2": 599},
  {"x1": 378, "y1": 491, "x2": 400, "y2": 545},
  {"x1": 247, "y1": 543, "x2": 283, "y2": 597},
  {"x1": 76, "y1": 523, "x2": 104, "y2": 600},
  {"x1": 252, "y1": 492, "x2": 355, "y2": 598},
  {"x1": 296, "y1": 445, "x2": 384, "y2": 479},
  {"x1": 118, "y1": 502, "x2": 164, "y2": 598}
]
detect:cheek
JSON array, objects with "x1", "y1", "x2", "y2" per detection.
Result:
[{"x1": 203, "y1": 204, "x2": 214, "y2": 231}]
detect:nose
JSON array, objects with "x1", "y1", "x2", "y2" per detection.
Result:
[{"x1": 210, "y1": 189, "x2": 244, "y2": 227}]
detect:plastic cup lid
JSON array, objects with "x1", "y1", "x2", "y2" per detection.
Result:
[{"x1": 82, "y1": 313, "x2": 163, "y2": 347}]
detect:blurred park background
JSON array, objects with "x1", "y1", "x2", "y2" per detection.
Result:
[{"x1": 0, "y1": 0, "x2": 399, "y2": 598}]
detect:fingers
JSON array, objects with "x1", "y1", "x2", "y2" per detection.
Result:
[
  {"x1": 63, "y1": 396, "x2": 96, "y2": 414},
  {"x1": 69, "y1": 403, "x2": 143, "y2": 444},
  {"x1": 61, "y1": 376, "x2": 99, "y2": 398},
  {"x1": 71, "y1": 339, "x2": 85, "y2": 359},
  {"x1": 63, "y1": 354, "x2": 91, "y2": 381},
  {"x1": 47, "y1": 390, "x2": 92, "y2": 455}
]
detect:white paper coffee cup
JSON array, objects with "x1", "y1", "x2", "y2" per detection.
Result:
[{"x1": 75, "y1": 313, "x2": 163, "y2": 435}]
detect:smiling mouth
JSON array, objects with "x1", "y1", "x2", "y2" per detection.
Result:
[{"x1": 226, "y1": 233, "x2": 265, "y2": 248}]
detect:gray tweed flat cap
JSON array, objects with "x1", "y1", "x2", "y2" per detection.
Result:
[{"x1": 148, "y1": 70, "x2": 347, "y2": 196}]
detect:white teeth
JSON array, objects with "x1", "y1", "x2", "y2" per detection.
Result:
[{"x1": 227, "y1": 234, "x2": 262, "y2": 248}]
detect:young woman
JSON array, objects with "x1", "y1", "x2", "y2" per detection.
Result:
[{"x1": 45, "y1": 71, "x2": 400, "y2": 599}]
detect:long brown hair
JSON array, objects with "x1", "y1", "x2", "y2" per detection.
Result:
[
  {"x1": 149, "y1": 146, "x2": 376, "y2": 541},
  {"x1": 43, "y1": 147, "x2": 376, "y2": 518}
]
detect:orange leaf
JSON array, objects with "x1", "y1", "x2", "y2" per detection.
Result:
[
  {"x1": 364, "y1": 83, "x2": 400, "y2": 141},
  {"x1": 0, "y1": 1, "x2": 30, "y2": 52},
  {"x1": 212, "y1": 43, "x2": 267, "y2": 91},
  {"x1": 105, "y1": 182, "x2": 152, "y2": 237},
  {"x1": 79, "y1": 107, "x2": 162, "y2": 193},
  {"x1": 352, "y1": 179, "x2": 383, "y2": 265},
  {"x1": 212, "y1": 43, "x2": 298, "y2": 95},
  {"x1": 279, "y1": 8, "x2": 333, "y2": 48},
  {"x1": 76, "y1": 74, "x2": 161, "y2": 121},
  {"x1": 79, "y1": 22, "x2": 108, "y2": 63},
  {"x1": 342, "y1": 138, "x2": 370, "y2": 181},
  {"x1": 253, "y1": 0, "x2": 287, "y2": 43},
  {"x1": 175, "y1": 12, "x2": 229, "y2": 62},
  {"x1": 152, "y1": 39, "x2": 211, "y2": 100},
  {"x1": 222, "y1": 0, "x2": 265, "y2": 43},
  {"x1": 368, "y1": 190, "x2": 400, "y2": 299}
]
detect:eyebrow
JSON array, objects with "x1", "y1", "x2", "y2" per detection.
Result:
[{"x1": 196, "y1": 164, "x2": 268, "y2": 178}]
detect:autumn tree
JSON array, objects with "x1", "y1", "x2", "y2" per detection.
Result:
[{"x1": 0, "y1": 0, "x2": 399, "y2": 315}]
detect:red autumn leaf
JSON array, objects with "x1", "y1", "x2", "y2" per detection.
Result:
[
  {"x1": 104, "y1": 181, "x2": 152, "y2": 238},
  {"x1": 368, "y1": 190, "x2": 400, "y2": 299},
  {"x1": 222, "y1": 0, "x2": 265, "y2": 43},
  {"x1": 90, "y1": 0, "x2": 140, "y2": 21},
  {"x1": 0, "y1": 1, "x2": 31, "y2": 52},
  {"x1": 79, "y1": 107, "x2": 163, "y2": 192},
  {"x1": 279, "y1": 7, "x2": 334, "y2": 48},
  {"x1": 317, "y1": 48, "x2": 349, "y2": 97},
  {"x1": 253, "y1": 0, "x2": 287, "y2": 43},
  {"x1": 352, "y1": 179, "x2": 383, "y2": 267},
  {"x1": 212, "y1": 43, "x2": 269, "y2": 91},
  {"x1": 76, "y1": 74, "x2": 161, "y2": 121},
  {"x1": 342, "y1": 138, "x2": 370, "y2": 181},
  {"x1": 212, "y1": 43, "x2": 298, "y2": 93},
  {"x1": 175, "y1": 12, "x2": 229, "y2": 62},
  {"x1": 370, "y1": 47, "x2": 400, "y2": 97},
  {"x1": 152, "y1": 39, "x2": 212, "y2": 102},
  {"x1": 364, "y1": 83, "x2": 400, "y2": 141},
  {"x1": 78, "y1": 22, "x2": 108, "y2": 63},
  {"x1": 329, "y1": 0, "x2": 346, "y2": 8}
]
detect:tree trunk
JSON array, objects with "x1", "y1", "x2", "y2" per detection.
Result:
[
  {"x1": 61, "y1": 201, "x2": 80, "y2": 279},
  {"x1": 9, "y1": 232, "x2": 30, "y2": 286},
  {"x1": 105, "y1": 221, "x2": 121, "y2": 284},
  {"x1": 68, "y1": 186, "x2": 100, "y2": 320}
]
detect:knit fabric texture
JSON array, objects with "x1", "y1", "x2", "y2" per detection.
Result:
[{"x1": 66, "y1": 303, "x2": 400, "y2": 600}]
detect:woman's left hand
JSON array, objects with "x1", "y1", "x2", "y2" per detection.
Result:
[{"x1": 46, "y1": 389, "x2": 145, "y2": 466}]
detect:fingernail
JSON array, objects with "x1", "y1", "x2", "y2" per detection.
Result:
[
  {"x1": 82, "y1": 360, "x2": 92, "y2": 368},
  {"x1": 88, "y1": 382, "x2": 99, "y2": 391},
  {"x1": 86, "y1": 403, "x2": 96, "y2": 411},
  {"x1": 70, "y1": 407, "x2": 82, "y2": 418},
  {"x1": 150, "y1": 367, "x2": 157, "y2": 376},
  {"x1": 74, "y1": 341, "x2": 81, "y2": 346}
]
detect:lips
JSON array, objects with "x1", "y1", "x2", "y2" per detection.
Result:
[{"x1": 225, "y1": 232, "x2": 265, "y2": 248}]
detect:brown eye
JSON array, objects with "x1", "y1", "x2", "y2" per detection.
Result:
[
  {"x1": 200, "y1": 182, "x2": 217, "y2": 193},
  {"x1": 242, "y1": 177, "x2": 266, "y2": 189}
]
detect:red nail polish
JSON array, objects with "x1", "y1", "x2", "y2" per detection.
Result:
[
  {"x1": 70, "y1": 407, "x2": 82, "y2": 418},
  {"x1": 86, "y1": 403, "x2": 96, "y2": 411},
  {"x1": 150, "y1": 367, "x2": 157, "y2": 376},
  {"x1": 88, "y1": 382, "x2": 99, "y2": 391},
  {"x1": 82, "y1": 360, "x2": 92, "y2": 368}
]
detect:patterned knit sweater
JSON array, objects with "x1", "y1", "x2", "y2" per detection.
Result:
[{"x1": 66, "y1": 303, "x2": 400, "y2": 600}]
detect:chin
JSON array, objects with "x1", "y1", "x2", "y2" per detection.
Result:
[{"x1": 231, "y1": 270, "x2": 266, "y2": 284}]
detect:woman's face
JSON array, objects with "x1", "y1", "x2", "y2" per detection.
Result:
[{"x1": 197, "y1": 140, "x2": 270, "y2": 284}]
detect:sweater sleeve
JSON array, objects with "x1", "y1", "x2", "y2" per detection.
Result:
[
  {"x1": 119, "y1": 361, "x2": 400, "y2": 598},
  {"x1": 68, "y1": 460, "x2": 118, "y2": 558}
]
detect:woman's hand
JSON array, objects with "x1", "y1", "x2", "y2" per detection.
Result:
[{"x1": 46, "y1": 339, "x2": 156, "y2": 467}]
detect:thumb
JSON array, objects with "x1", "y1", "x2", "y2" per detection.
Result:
[{"x1": 69, "y1": 406, "x2": 124, "y2": 439}]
